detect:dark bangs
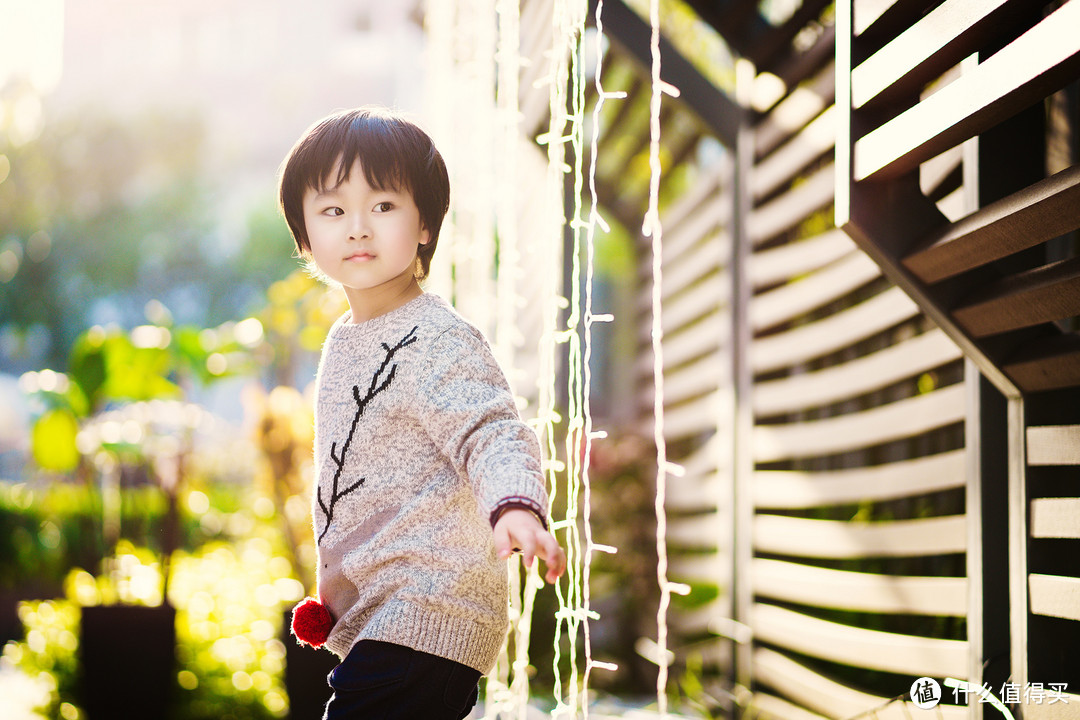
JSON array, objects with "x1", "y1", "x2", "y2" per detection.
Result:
[{"x1": 315, "y1": 113, "x2": 414, "y2": 195}]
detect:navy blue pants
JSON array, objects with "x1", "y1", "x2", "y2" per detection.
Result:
[{"x1": 323, "y1": 640, "x2": 482, "y2": 720}]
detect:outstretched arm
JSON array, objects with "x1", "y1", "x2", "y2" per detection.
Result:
[{"x1": 492, "y1": 509, "x2": 566, "y2": 584}]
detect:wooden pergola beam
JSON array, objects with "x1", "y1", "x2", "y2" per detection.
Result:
[{"x1": 590, "y1": 0, "x2": 741, "y2": 148}]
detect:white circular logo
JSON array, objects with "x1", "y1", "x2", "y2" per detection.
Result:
[{"x1": 910, "y1": 677, "x2": 942, "y2": 709}]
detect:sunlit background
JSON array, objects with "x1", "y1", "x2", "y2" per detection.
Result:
[
  {"x1": 8, "y1": 0, "x2": 1070, "y2": 717},
  {"x1": 0, "y1": 0, "x2": 425, "y2": 372},
  {"x1": 1, "y1": 0, "x2": 756, "y2": 714},
  {"x1": 0, "y1": 2, "x2": 437, "y2": 718}
]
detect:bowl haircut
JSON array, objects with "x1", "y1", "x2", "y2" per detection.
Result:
[{"x1": 279, "y1": 107, "x2": 450, "y2": 280}]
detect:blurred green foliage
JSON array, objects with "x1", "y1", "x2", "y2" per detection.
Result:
[
  {"x1": 21, "y1": 311, "x2": 264, "y2": 485},
  {"x1": 4, "y1": 530, "x2": 304, "y2": 720},
  {"x1": 0, "y1": 108, "x2": 297, "y2": 373},
  {"x1": 0, "y1": 481, "x2": 266, "y2": 596},
  {"x1": 1, "y1": 599, "x2": 81, "y2": 720},
  {"x1": 0, "y1": 254, "x2": 341, "y2": 718}
]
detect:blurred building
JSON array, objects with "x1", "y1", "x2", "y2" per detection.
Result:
[{"x1": 46, "y1": 0, "x2": 427, "y2": 231}]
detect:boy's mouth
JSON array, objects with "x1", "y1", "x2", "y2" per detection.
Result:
[{"x1": 345, "y1": 251, "x2": 375, "y2": 262}]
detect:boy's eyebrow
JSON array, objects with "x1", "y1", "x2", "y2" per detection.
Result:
[
  {"x1": 306, "y1": 184, "x2": 341, "y2": 200},
  {"x1": 308, "y1": 184, "x2": 408, "y2": 200}
]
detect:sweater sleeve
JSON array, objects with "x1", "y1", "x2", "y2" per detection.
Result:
[{"x1": 415, "y1": 325, "x2": 549, "y2": 528}]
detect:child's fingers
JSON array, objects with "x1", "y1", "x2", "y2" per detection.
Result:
[
  {"x1": 492, "y1": 511, "x2": 567, "y2": 582},
  {"x1": 536, "y1": 532, "x2": 567, "y2": 582},
  {"x1": 517, "y1": 534, "x2": 538, "y2": 569},
  {"x1": 493, "y1": 522, "x2": 514, "y2": 560}
]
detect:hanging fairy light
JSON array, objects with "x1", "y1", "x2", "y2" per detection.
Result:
[
  {"x1": 581, "y1": 0, "x2": 621, "y2": 712},
  {"x1": 422, "y1": 0, "x2": 636, "y2": 716},
  {"x1": 538, "y1": 0, "x2": 586, "y2": 713},
  {"x1": 642, "y1": 0, "x2": 690, "y2": 717}
]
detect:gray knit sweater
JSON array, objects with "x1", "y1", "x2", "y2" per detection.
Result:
[{"x1": 312, "y1": 292, "x2": 549, "y2": 673}]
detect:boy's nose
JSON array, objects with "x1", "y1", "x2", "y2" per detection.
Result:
[{"x1": 347, "y1": 216, "x2": 371, "y2": 239}]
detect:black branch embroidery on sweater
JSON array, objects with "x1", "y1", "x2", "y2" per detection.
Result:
[{"x1": 317, "y1": 325, "x2": 419, "y2": 543}]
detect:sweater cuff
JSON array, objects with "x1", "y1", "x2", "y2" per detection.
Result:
[{"x1": 489, "y1": 497, "x2": 548, "y2": 531}]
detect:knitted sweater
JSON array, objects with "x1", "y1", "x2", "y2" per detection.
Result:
[{"x1": 312, "y1": 292, "x2": 548, "y2": 673}]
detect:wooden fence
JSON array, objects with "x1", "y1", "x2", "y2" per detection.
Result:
[{"x1": 509, "y1": 0, "x2": 1080, "y2": 716}]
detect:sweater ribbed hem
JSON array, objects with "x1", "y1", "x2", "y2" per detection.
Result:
[{"x1": 325, "y1": 599, "x2": 508, "y2": 675}]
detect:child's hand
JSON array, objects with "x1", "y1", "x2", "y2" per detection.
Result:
[{"x1": 493, "y1": 509, "x2": 567, "y2": 584}]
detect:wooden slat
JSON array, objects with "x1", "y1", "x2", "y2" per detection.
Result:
[
  {"x1": 1030, "y1": 498, "x2": 1080, "y2": 539},
  {"x1": 905, "y1": 164, "x2": 1080, "y2": 283},
  {"x1": 754, "y1": 329, "x2": 962, "y2": 416},
  {"x1": 771, "y1": 19, "x2": 834, "y2": 93},
  {"x1": 934, "y1": 184, "x2": 966, "y2": 223},
  {"x1": 851, "y1": 0, "x2": 1027, "y2": 109},
  {"x1": 635, "y1": 311, "x2": 729, "y2": 375},
  {"x1": 657, "y1": 238, "x2": 728, "y2": 305},
  {"x1": 675, "y1": 429, "x2": 725, "y2": 478},
  {"x1": 661, "y1": 160, "x2": 727, "y2": 233},
  {"x1": 853, "y1": 0, "x2": 1080, "y2": 180},
  {"x1": 657, "y1": 392, "x2": 724, "y2": 440},
  {"x1": 665, "y1": 436, "x2": 728, "y2": 512},
  {"x1": 666, "y1": 512, "x2": 725, "y2": 550},
  {"x1": 752, "y1": 105, "x2": 837, "y2": 201},
  {"x1": 753, "y1": 383, "x2": 966, "y2": 463},
  {"x1": 750, "y1": 252, "x2": 881, "y2": 333},
  {"x1": 753, "y1": 647, "x2": 969, "y2": 720},
  {"x1": 754, "y1": 449, "x2": 966, "y2": 509},
  {"x1": 639, "y1": 272, "x2": 728, "y2": 340},
  {"x1": 753, "y1": 513, "x2": 967, "y2": 559},
  {"x1": 1004, "y1": 337, "x2": 1080, "y2": 393},
  {"x1": 920, "y1": 144, "x2": 963, "y2": 200},
  {"x1": 668, "y1": 598, "x2": 728, "y2": 638},
  {"x1": 853, "y1": 0, "x2": 920, "y2": 38},
  {"x1": 1027, "y1": 425, "x2": 1080, "y2": 466},
  {"x1": 659, "y1": 189, "x2": 730, "y2": 268},
  {"x1": 749, "y1": 164, "x2": 834, "y2": 247},
  {"x1": 953, "y1": 256, "x2": 1080, "y2": 337},
  {"x1": 1029, "y1": 573, "x2": 1080, "y2": 622},
  {"x1": 668, "y1": 551, "x2": 727, "y2": 585},
  {"x1": 754, "y1": 63, "x2": 833, "y2": 158},
  {"x1": 752, "y1": 558, "x2": 967, "y2": 616},
  {"x1": 751, "y1": 603, "x2": 968, "y2": 677},
  {"x1": 750, "y1": 228, "x2": 855, "y2": 290},
  {"x1": 750, "y1": 692, "x2": 829, "y2": 720},
  {"x1": 645, "y1": 353, "x2": 727, "y2": 407},
  {"x1": 751, "y1": 286, "x2": 920, "y2": 374},
  {"x1": 1022, "y1": 695, "x2": 1080, "y2": 720},
  {"x1": 667, "y1": 473, "x2": 725, "y2": 513}
]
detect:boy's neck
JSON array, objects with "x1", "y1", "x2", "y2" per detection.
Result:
[{"x1": 343, "y1": 278, "x2": 424, "y2": 324}]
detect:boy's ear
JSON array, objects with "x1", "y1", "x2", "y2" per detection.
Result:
[{"x1": 418, "y1": 226, "x2": 431, "y2": 246}]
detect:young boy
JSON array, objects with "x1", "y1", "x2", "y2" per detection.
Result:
[{"x1": 278, "y1": 106, "x2": 565, "y2": 720}]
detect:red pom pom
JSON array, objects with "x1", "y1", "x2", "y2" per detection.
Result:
[{"x1": 291, "y1": 597, "x2": 333, "y2": 648}]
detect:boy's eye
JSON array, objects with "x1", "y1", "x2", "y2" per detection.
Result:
[
  {"x1": 323, "y1": 207, "x2": 344, "y2": 216},
  {"x1": 374, "y1": 201, "x2": 393, "y2": 212}
]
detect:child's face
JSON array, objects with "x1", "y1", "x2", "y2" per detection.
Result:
[{"x1": 302, "y1": 159, "x2": 430, "y2": 302}]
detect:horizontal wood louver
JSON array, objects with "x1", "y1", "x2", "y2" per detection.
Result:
[
  {"x1": 744, "y1": 7, "x2": 972, "y2": 714},
  {"x1": 520, "y1": 0, "x2": 1080, "y2": 716},
  {"x1": 838, "y1": 0, "x2": 1080, "y2": 395},
  {"x1": 1024, "y1": 414, "x2": 1080, "y2": 709},
  {"x1": 838, "y1": 0, "x2": 1080, "y2": 705}
]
